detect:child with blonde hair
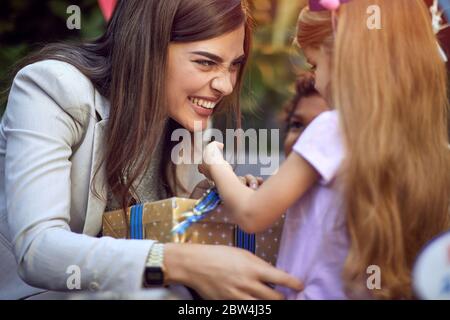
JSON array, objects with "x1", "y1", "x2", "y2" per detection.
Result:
[{"x1": 199, "y1": 0, "x2": 450, "y2": 299}]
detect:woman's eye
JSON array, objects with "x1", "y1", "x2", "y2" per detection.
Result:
[
  {"x1": 230, "y1": 61, "x2": 243, "y2": 72},
  {"x1": 195, "y1": 60, "x2": 216, "y2": 67}
]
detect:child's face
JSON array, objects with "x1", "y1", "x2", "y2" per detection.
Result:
[
  {"x1": 284, "y1": 94, "x2": 329, "y2": 156},
  {"x1": 303, "y1": 46, "x2": 332, "y2": 103}
]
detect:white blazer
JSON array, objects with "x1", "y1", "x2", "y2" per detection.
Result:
[{"x1": 0, "y1": 60, "x2": 156, "y2": 299}]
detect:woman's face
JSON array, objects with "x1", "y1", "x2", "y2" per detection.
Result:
[
  {"x1": 303, "y1": 46, "x2": 332, "y2": 103},
  {"x1": 284, "y1": 94, "x2": 329, "y2": 156},
  {"x1": 166, "y1": 25, "x2": 246, "y2": 132}
]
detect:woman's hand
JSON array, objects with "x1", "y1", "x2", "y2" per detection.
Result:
[
  {"x1": 198, "y1": 142, "x2": 229, "y2": 180},
  {"x1": 164, "y1": 243, "x2": 303, "y2": 300}
]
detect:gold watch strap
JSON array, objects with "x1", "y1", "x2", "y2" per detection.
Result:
[{"x1": 146, "y1": 243, "x2": 165, "y2": 267}]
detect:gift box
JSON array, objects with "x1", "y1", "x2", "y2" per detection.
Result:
[{"x1": 102, "y1": 197, "x2": 284, "y2": 265}]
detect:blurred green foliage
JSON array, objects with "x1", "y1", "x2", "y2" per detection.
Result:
[
  {"x1": 0, "y1": 0, "x2": 106, "y2": 113},
  {"x1": 0, "y1": 0, "x2": 308, "y2": 127},
  {"x1": 243, "y1": 0, "x2": 307, "y2": 130}
]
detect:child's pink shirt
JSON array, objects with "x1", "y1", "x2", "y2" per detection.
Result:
[{"x1": 276, "y1": 110, "x2": 349, "y2": 299}]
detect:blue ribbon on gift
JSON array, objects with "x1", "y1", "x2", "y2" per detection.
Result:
[
  {"x1": 130, "y1": 203, "x2": 144, "y2": 240},
  {"x1": 129, "y1": 187, "x2": 257, "y2": 254},
  {"x1": 171, "y1": 188, "x2": 222, "y2": 235},
  {"x1": 171, "y1": 187, "x2": 256, "y2": 254},
  {"x1": 235, "y1": 227, "x2": 256, "y2": 254}
]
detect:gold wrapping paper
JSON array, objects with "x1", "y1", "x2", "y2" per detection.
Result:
[{"x1": 102, "y1": 197, "x2": 284, "y2": 265}]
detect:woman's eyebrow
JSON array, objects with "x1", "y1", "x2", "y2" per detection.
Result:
[
  {"x1": 233, "y1": 55, "x2": 246, "y2": 63},
  {"x1": 190, "y1": 51, "x2": 246, "y2": 64},
  {"x1": 190, "y1": 51, "x2": 224, "y2": 63}
]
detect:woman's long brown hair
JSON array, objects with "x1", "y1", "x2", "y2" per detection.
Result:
[
  {"x1": 298, "y1": 0, "x2": 450, "y2": 299},
  {"x1": 12, "y1": 0, "x2": 252, "y2": 215}
]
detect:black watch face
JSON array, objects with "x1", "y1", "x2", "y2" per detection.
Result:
[{"x1": 145, "y1": 267, "x2": 164, "y2": 285}]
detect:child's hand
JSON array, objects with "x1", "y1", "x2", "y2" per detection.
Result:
[
  {"x1": 203, "y1": 141, "x2": 226, "y2": 165},
  {"x1": 238, "y1": 175, "x2": 265, "y2": 190},
  {"x1": 198, "y1": 141, "x2": 228, "y2": 180}
]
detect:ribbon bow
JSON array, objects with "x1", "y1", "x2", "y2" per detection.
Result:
[
  {"x1": 170, "y1": 187, "x2": 257, "y2": 254},
  {"x1": 171, "y1": 187, "x2": 222, "y2": 236}
]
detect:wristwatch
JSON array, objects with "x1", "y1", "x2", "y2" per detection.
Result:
[{"x1": 143, "y1": 243, "x2": 166, "y2": 287}]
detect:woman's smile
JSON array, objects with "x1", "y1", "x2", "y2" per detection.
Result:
[{"x1": 188, "y1": 96, "x2": 220, "y2": 117}]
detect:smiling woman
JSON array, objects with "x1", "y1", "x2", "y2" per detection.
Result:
[{"x1": 0, "y1": 0, "x2": 303, "y2": 300}]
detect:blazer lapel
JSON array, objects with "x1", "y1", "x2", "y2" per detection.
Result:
[
  {"x1": 83, "y1": 119, "x2": 108, "y2": 236},
  {"x1": 83, "y1": 91, "x2": 110, "y2": 236}
]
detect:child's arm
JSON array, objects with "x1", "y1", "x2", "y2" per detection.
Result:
[{"x1": 199, "y1": 142, "x2": 319, "y2": 233}]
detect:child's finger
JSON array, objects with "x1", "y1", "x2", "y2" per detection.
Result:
[
  {"x1": 238, "y1": 176, "x2": 247, "y2": 185},
  {"x1": 245, "y1": 174, "x2": 259, "y2": 190}
]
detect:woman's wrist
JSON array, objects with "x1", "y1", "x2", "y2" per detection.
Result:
[{"x1": 162, "y1": 243, "x2": 192, "y2": 285}]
